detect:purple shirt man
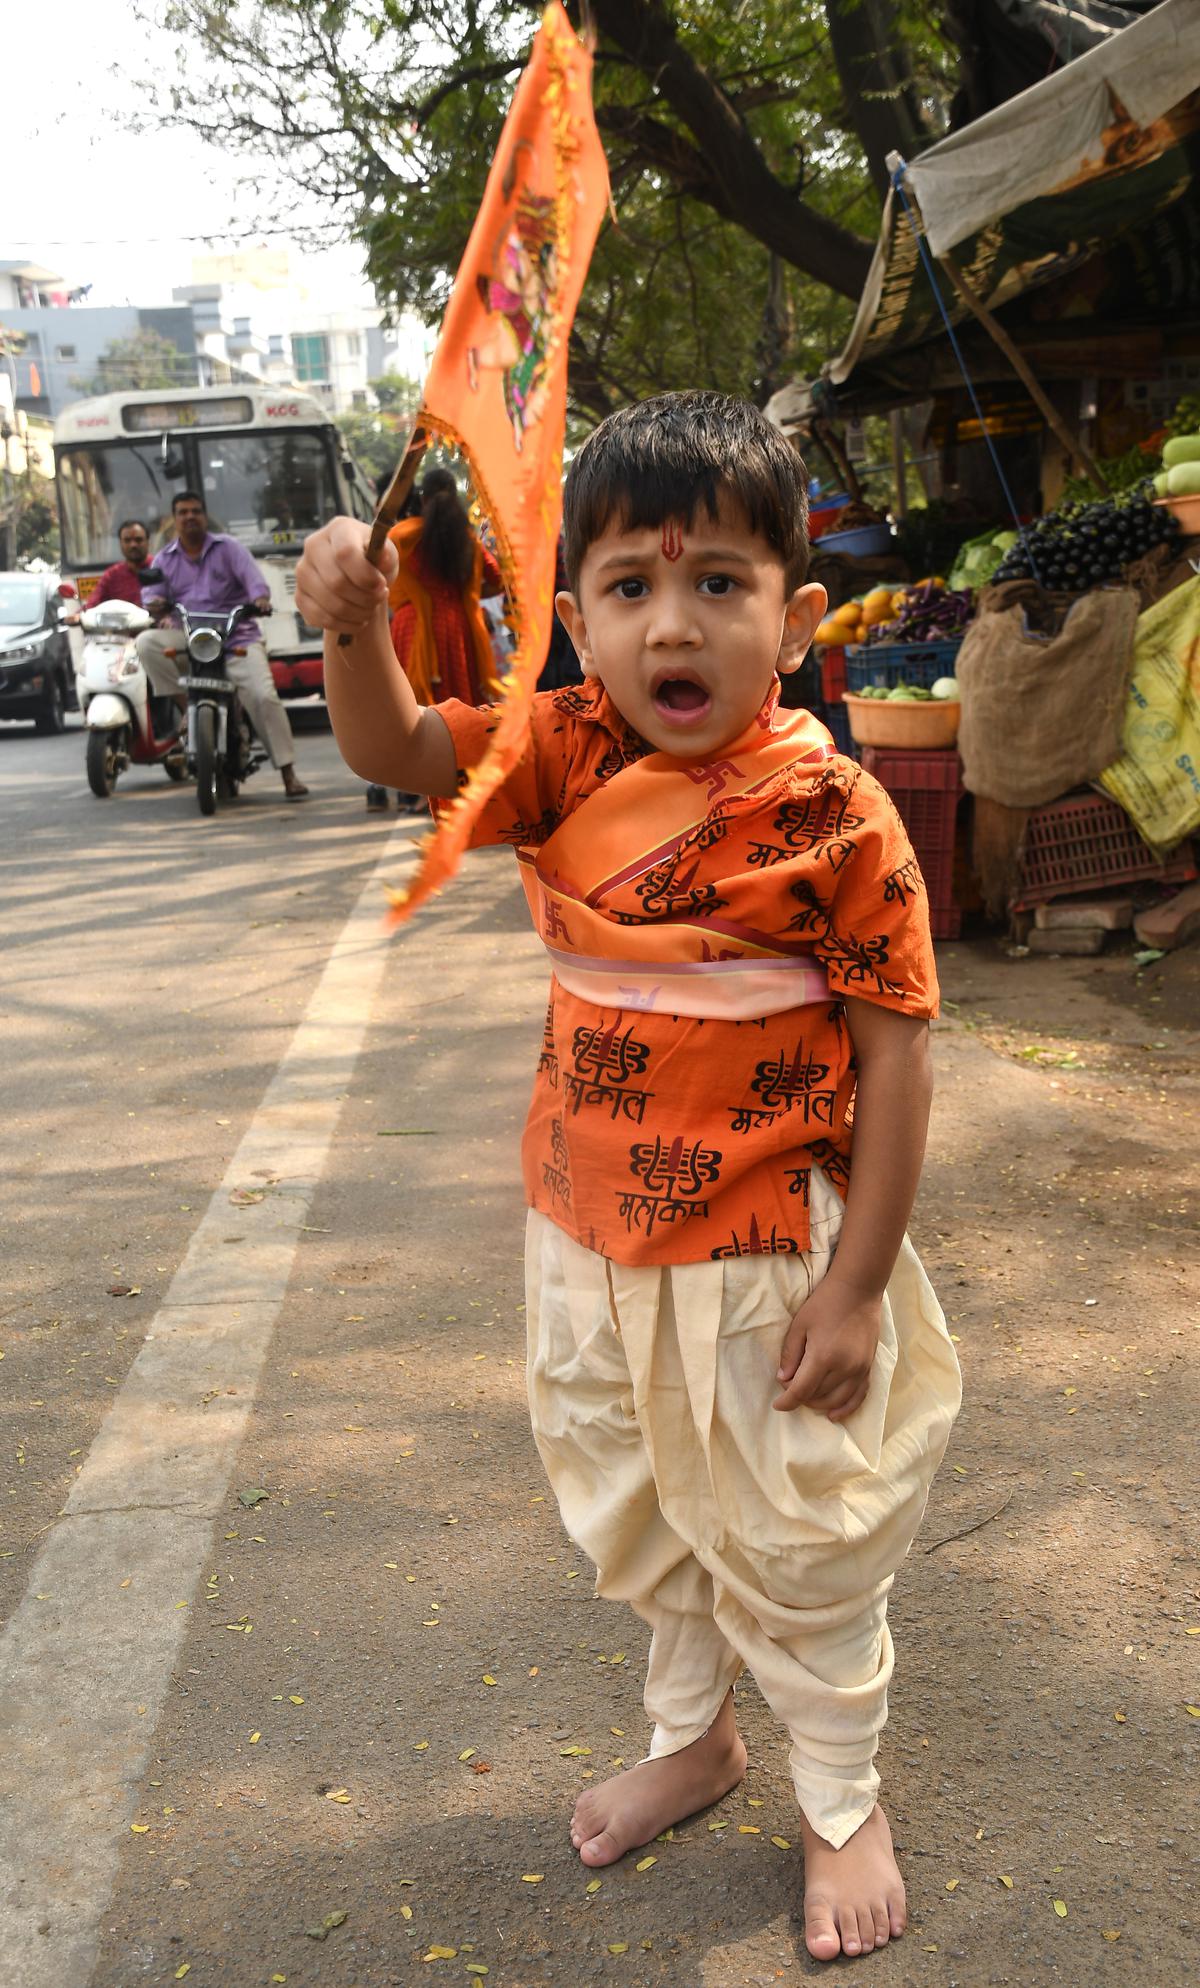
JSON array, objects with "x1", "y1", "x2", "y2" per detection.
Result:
[
  {"x1": 146, "y1": 513, "x2": 271, "y2": 648},
  {"x1": 140, "y1": 490, "x2": 308, "y2": 798}
]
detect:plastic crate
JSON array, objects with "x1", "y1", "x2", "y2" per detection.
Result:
[
  {"x1": 819, "y1": 644, "x2": 847, "y2": 704},
  {"x1": 821, "y1": 697, "x2": 858, "y2": 761},
  {"x1": 860, "y1": 745, "x2": 963, "y2": 938},
  {"x1": 846, "y1": 638, "x2": 962, "y2": 693},
  {"x1": 1011, "y1": 791, "x2": 1197, "y2": 910}
]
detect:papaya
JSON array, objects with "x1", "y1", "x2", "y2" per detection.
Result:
[
  {"x1": 1166, "y1": 461, "x2": 1200, "y2": 496},
  {"x1": 1162, "y1": 433, "x2": 1200, "y2": 468},
  {"x1": 833, "y1": 600, "x2": 863, "y2": 629},
  {"x1": 815, "y1": 619, "x2": 844, "y2": 646}
]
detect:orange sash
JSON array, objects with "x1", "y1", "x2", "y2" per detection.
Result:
[{"x1": 518, "y1": 707, "x2": 836, "y2": 1018}]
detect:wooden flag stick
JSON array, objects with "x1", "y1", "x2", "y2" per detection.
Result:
[{"x1": 336, "y1": 423, "x2": 429, "y2": 648}]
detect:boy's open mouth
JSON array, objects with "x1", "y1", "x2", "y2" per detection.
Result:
[{"x1": 651, "y1": 673, "x2": 713, "y2": 724}]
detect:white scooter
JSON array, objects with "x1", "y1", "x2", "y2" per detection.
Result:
[{"x1": 76, "y1": 600, "x2": 188, "y2": 797}]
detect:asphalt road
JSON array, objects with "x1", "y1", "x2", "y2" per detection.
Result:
[
  {"x1": 0, "y1": 705, "x2": 431, "y2": 1599},
  {"x1": 0, "y1": 709, "x2": 1195, "y2": 1988}
]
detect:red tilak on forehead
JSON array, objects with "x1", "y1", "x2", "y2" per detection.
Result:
[{"x1": 661, "y1": 519, "x2": 685, "y2": 561}]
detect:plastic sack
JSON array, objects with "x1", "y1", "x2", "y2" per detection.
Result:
[{"x1": 1099, "y1": 575, "x2": 1200, "y2": 852}]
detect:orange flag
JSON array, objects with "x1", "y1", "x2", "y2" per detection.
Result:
[{"x1": 386, "y1": 0, "x2": 610, "y2": 926}]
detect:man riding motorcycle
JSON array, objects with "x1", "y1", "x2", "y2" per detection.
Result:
[{"x1": 137, "y1": 492, "x2": 309, "y2": 800}]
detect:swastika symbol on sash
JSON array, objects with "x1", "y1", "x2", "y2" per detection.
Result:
[
  {"x1": 682, "y1": 759, "x2": 742, "y2": 802},
  {"x1": 544, "y1": 899, "x2": 571, "y2": 941}
]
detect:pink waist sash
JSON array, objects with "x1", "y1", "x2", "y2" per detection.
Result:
[{"x1": 546, "y1": 946, "x2": 830, "y2": 1019}]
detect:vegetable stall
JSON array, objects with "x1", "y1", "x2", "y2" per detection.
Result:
[{"x1": 770, "y1": 0, "x2": 1200, "y2": 952}]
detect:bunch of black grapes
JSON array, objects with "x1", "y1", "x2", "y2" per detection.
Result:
[{"x1": 993, "y1": 484, "x2": 1181, "y2": 591}]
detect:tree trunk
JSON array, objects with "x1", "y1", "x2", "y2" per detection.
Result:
[{"x1": 823, "y1": 0, "x2": 933, "y2": 199}]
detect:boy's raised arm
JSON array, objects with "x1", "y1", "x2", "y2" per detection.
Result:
[{"x1": 295, "y1": 518, "x2": 458, "y2": 796}]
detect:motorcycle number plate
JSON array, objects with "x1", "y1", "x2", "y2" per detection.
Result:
[{"x1": 184, "y1": 677, "x2": 230, "y2": 693}]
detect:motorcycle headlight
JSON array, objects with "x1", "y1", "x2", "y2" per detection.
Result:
[{"x1": 188, "y1": 628, "x2": 222, "y2": 666}]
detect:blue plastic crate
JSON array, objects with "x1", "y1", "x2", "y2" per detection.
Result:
[
  {"x1": 845, "y1": 638, "x2": 962, "y2": 692},
  {"x1": 820, "y1": 698, "x2": 858, "y2": 760}
]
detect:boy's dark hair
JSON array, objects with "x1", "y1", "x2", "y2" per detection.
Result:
[{"x1": 562, "y1": 391, "x2": 810, "y2": 594}]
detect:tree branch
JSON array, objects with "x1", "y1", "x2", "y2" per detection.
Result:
[
  {"x1": 588, "y1": 0, "x2": 873, "y2": 300},
  {"x1": 823, "y1": 0, "x2": 936, "y2": 199}
]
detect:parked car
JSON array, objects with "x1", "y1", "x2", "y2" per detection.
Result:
[{"x1": 0, "y1": 572, "x2": 76, "y2": 732}]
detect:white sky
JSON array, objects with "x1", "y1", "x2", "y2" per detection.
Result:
[{"x1": 6, "y1": 0, "x2": 375, "y2": 312}]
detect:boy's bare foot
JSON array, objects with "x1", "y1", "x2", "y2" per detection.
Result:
[
  {"x1": 800, "y1": 1804, "x2": 906, "y2": 1961},
  {"x1": 569, "y1": 1692, "x2": 746, "y2": 1867}
]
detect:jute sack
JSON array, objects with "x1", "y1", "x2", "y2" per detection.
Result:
[{"x1": 956, "y1": 585, "x2": 1138, "y2": 808}]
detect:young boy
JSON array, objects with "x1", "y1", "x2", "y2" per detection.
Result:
[{"x1": 296, "y1": 392, "x2": 961, "y2": 1963}]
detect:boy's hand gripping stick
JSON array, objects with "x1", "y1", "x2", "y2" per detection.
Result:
[{"x1": 336, "y1": 425, "x2": 428, "y2": 648}]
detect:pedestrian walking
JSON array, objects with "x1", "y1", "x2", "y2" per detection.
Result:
[
  {"x1": 364, "y1": 468, "x2": 505, "y2": 814},
  {"x1": 296, "y1": 390, "x2": 961, "y2": 1965}
]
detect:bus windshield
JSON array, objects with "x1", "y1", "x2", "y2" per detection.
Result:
[{"x1": 58, "y1": 428, "x2": 342, "y2": 567}]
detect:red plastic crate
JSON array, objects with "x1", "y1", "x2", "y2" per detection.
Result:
[
  {"x1": 860, "y1": 745, "x2": 963, "y2": 938},
  {"x1": 819, "y1": 644, "x2": 847, "y2": 704},
  {"x1": 1011, "y1": 791, "x2": 1196, "y2": 909}
]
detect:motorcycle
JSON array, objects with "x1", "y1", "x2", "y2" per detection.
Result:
[
  {"x1": 164, "y1": 598, "x2": 268, "y2": 816},
  {"x1": 77, "y1": 599, "x2": 188, "y2": 798}
]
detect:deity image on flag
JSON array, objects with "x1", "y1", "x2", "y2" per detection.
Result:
[{"x1": 468, "y1": 193, "x2": 560, "y2": 453}]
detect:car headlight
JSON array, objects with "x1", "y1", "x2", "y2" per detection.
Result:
[
  {"x1": 3, "y1": 643, "x2": 37, "y2": 665},
  {"x1": 188, "y1": 629, "x2": 222, "y2": 666}
]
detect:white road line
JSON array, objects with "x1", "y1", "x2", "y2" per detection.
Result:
[{"x1": 0, "y1": 829, "x2": 413, "y2": 1988}]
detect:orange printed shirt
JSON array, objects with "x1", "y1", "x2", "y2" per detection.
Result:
[{"x1": 434, "y1": 678, "x2": 939, "y2": 1265}]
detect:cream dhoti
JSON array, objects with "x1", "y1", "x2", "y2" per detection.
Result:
[{"x1": 525, "y1": 1166, "x2": 961, "y2": 1848}]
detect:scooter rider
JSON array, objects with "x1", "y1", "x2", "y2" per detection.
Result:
[
  {"x1": 138, "y1": 492, "x2": 309, "y2": 800},
  {"x1": 89, "y1": 519, "x2": 154, "y2": 607}
]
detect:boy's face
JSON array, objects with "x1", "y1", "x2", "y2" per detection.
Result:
[{"x1": 556, "y1": 497, "x2": 826, "y2": 757}]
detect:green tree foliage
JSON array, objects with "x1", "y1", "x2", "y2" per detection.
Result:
[
  {"x1": 77, "y1": 328, "x2": 196, "y2": 395},
  {"x1": 15, "y1": 477, "x2": 60, "y2": 566},
  {"x1": 335, "y1": 374, "x2": 421, "y2": 484},
  {"x1": 153, "y1": 0, "x2": 957, "y2": 410}
]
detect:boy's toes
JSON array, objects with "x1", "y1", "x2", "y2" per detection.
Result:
[
  {"x1": 840, "y1": 1908, "x2": 865, "y2": 1956},
  {"x1": 871, "y1": 1901, "x2": 892, "y2": 1948},
  {"x1": 578, "y1": 1826, "x2": 624, "y2": 1867},
  {"x1": 803, "y1": 1900, "x2": 842, "y2": 1962},
  {"x1": 888, "y1": 1890, "x2": 907, "y2": 1938}
]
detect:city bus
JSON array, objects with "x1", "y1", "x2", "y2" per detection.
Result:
[{"x1": 54, "y1": 385, "x2": 378, "y2": 699}]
